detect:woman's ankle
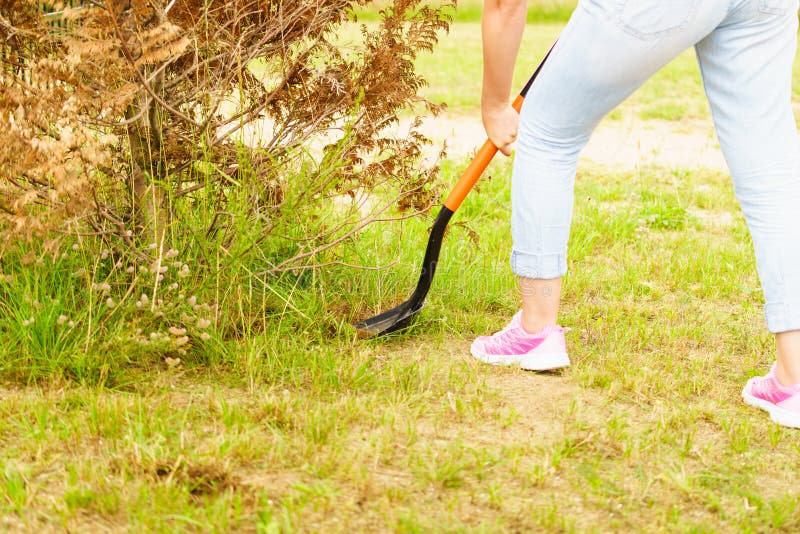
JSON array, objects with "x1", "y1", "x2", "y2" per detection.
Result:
[
  {"x1": 519, "y1": 309, "x2": 559, "y2": 334},
  {"x1": 775, "y1": 330, "x2": 800, "y2": 386},
  {"x1": 774, "y1": 364, "x2": 800, "y2": 387},
  {"x1": 519, "y1": 276, "x2": 562, "y2": 335}
]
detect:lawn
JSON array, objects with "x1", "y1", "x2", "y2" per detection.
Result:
[{"x1": 3, "y1": 11, "x2": 800, "y2": 533}]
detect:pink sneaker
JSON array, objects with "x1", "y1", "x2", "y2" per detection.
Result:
[
  {"x1": 470, "y1": 312, "x2": 570, "y2": 371},
  {"x1": 742, "y1": 364, "x2": 800, "y2": 428}
]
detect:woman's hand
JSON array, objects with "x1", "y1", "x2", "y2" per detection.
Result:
[{"x1": 482, "y1": 103, "x2": 519, "y2": 156}]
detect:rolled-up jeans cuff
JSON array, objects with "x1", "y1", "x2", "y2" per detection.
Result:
[
  {"x1": 765, "y1": 301, "x2": 800, "y2": 334},
  {"x1": 510, "y1": 250, "x2": 568, "y2": 280}
]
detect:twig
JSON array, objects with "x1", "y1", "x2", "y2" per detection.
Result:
[
  {"x1": 258, "y1": 199, "x2": 435, "y2": 277},
  {"x1": 103, "y1": 0, "x2": 201, "y2": 128}
]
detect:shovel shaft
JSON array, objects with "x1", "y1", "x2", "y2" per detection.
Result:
[
  {"x1": 443, "y1": 94, "x2": 525, "y2": 212},
  {"x1": 441, "y1": 43, "x2": 555, "y2": 213},
  {"x1": 352, "y1": 43, "x2": 558, "y2": 337}
]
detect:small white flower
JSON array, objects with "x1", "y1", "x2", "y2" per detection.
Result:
[
  {"x1": 92, "y1": 282, "x2": 111, "y2": 293},
  {"x1": 57, "y1": 314, "x2": 68, "y2": 325},
  {"x1": 186, "y1": 296, "x2": 197, "y2": 307},
  {"x1": 100, "y1": 249, "x2": 109, "y2": 260},
  {"x1": 200, "y1": 332, "x2": 211, "y2": 341},
  {"x1": 196, "y1": 318, "x2": 211, "y2": 329},
  {"x1": 165, "y1": 249, "x2": 179, "y2": 259},
  {"x1": 105, "y1": 298, "x2": 115, "y2": 308}
]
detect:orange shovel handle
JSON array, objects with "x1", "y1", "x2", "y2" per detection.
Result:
[{"x1": 443, "y1": 95, "x2": 525, "y2": 212}]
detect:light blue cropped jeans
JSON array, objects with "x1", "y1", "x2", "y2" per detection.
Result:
[{"x1": 512, "y1": 0, "x2": 800, "y2": 333}]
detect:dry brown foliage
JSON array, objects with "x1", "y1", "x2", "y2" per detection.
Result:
[{"x1": 0, "y1": 0, "x2": 452, "y2": 270}]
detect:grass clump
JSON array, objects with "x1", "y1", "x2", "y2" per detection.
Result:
[{"x1": 638, "y1": 190, "x2": 689, "y2": 230}]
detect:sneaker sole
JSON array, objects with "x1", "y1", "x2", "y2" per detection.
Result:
[
  {"x1": 742, "y1": 388, "x2": 800, "y2": 429},
  {"x1": 471, "y1": 346, "x2": 570, "y2": 371},
  {"x1": 521, "y1": 352, "x2": 570, "y2": 372}
]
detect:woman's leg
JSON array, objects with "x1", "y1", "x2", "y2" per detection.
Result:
[
  {"x1": 695, "y1": 1, "x2": 800, "y2": 385},
  {"x1": 473, "y1": 0, "x2": 732, "y2": 368},
  {"x1": 511, "y1": 0, "x2": 727, "y2": 333}
]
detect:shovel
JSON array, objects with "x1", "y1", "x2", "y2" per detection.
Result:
[{"x1": 354, "y1": 46, "x2": 555, "y2": 337}]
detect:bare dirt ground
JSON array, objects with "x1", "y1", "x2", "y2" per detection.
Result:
[
  {"x1": 413, "y1": 113, "x2": 728, "y2": 172},
  {"x1": 484, "y1": 365, "x2": 588, "y2": 437}
]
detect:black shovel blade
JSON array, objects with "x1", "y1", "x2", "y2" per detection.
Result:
[
  {"x1": 352, "y1": 299, "x2": 422, "y2": 338},
  {"x1": 353, "y1": 206, "x2": 454, "y2": 338}
]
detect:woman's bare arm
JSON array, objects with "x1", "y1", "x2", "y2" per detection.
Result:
[{"x1": 482, "y1": 0, "x2": 527, "y2": 156}]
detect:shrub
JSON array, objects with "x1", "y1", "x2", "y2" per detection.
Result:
[
  {"x1": 0, "y1": 0, "x2": 451, "y2": 268},
  {"x1": 0, "y1": 0, "x2": 452, "y2": 381}
]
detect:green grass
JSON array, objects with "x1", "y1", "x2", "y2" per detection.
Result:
[
  {"x1": 2, "y1": 160, "x2": 799, "y2": 531},
  {"x1": 3, "y1": 19, "x2": 800, "y2": 532}
]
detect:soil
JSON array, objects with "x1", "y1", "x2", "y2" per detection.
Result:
[{"x1": 411, "y1": 113, "x2": 728, "y2": 172}]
